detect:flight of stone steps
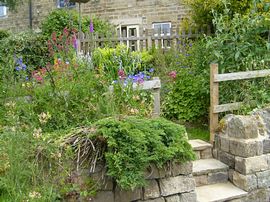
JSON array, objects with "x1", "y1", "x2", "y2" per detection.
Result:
[{"x1": 189, "y1": 139, "x2": 248, "y2": 202}]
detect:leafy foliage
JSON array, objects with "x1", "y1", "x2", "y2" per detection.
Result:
[
  {"x1": 41, "y1": 9, "x2": 113, "y2": 37},
  {"x1": 0, "y1": 30, "x2": 10, "y2": 40},
  {"x1": 0, "y1": 32, "x2": 48, "y2": 70},
  {"x1": 65, "y1": 117, "x2": 195, "y2": 190},
  {"x1": 92, "y1": 45, "x2": 154, "y2": 82},
  {"x1": 182, "y1": 0, "x2": 252, "y2": 28}
]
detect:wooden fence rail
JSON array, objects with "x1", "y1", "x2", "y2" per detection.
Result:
[
  {"x1": 210, "y1": 63, "x2": 270, "y2": 142},
  {"x1": 78, "y1": 27, "x2": 211, "y2": 54}
]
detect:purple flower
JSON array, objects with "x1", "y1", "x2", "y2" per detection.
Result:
[
  {"x1": 72, "y1": 35, "x2": 78, "y2": 50},
  {"x1": 149, "y1": 68, "x2": 154, "y2": 73},
  {"x1": 90, "y1": 20, "x2": 94, "y2": 33}
]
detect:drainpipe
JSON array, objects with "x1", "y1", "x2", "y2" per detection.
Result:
[{"x1": 29, "y1": 0, "x2": 33, "y2": 30}]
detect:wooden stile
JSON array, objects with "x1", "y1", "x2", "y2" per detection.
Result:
[{"x1": 209, "y1": 63, "x2": 270, "y2": 143}]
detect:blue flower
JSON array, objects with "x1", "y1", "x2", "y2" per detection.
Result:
[{"x1": 149, "y1": 68, "x2": 154, "y2": 73}]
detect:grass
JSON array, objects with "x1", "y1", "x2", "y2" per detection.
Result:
[{"x1": 186, "y1": 126, "x2": 210, "y2": 142}]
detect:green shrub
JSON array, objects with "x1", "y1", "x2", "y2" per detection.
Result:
[
  {"x1": 0, "y1": 30, "x2": 10, "y2": 40},
  {"x1": 65, "y1": 117, "x2": 195, "y2": 190},
  {"x1": 182, "y1": 0, "x2": 251, "y2": 28},
  {"x1": 41, "y1": 9, "x2": 113, "y2": 37},
  {"x1": 0, "y1": 32, "x2": 48, "y2": 70},
  {"x1": 162, "y1": 9, "x2": 270, "y2": 122}
]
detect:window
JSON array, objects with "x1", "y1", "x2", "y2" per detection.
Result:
[
  {"x1": 117, "y1": 25, "x2": 140, "y2": 51},
  {"x1": 0, "y1": 5, "x2": 7, "y2": 17},
  {"x1": 57, "y1": 0, "x2": 76, "y2": 8},
  {"x1": 153, "y1": 22, "x2": 171, "y2": 36},
  {"x1": 152, "y1": 22, "x2": 171, "y2": 48}
]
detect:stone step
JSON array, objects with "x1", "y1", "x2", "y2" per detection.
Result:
[
  {"x1": 196, "y1": 182, "x2": 248, "y2": 202},
  {"x1": 193, "y1": 159, "x2": 229, "y2": 186},
  {"x1": 189, "y1": 139, "x2": 213, "y2": 159}
]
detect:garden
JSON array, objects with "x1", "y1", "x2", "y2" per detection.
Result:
[{"x1": 0, "y1": 0, "x2": 269, "y2": 201}]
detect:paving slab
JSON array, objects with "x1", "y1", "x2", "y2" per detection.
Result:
[
  {"x1": 196, "y1": 182, "x2": 248, "y2": 202},
  {"x1": 193, "y1": 159, "x2": 228, "y2": 176},
  {"x1": 189, "y1": 139, "x2": 212, "y2": 151}
]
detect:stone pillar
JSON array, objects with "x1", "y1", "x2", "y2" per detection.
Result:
[{"x1": 214, "y1": 114, "x2": 270, "y2": 201}]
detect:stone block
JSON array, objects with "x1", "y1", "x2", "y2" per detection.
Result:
[
  {"x1": 263, "y1": 139, "x2": 270, "y2": 154},
  {"x1": 208, "y1": 171, "x2": 228, "y2": 184},
  {"x1": 90, "y1": 173, "x2": 114, "y2": 191},
  {"x1": 230, "y1": 188, "x2": 270, "y2": 202},
  {"x1": 232, "y1": 171, "x2": 257, "y2": 192},
  {"x1": 220, "y1": 135, "x2": 230, "y2": 152},
  {"x1": 217, "y1": 150, "x2": 235, "y2": 168},
  {"x1": 165, "y1": 195, "x2": 180, "y2": 202},
  {"x1": 201, "y1": 148, "x2": 212, "y2": 159},
  {"x1": 194, "y1": 175, "x2": 207, "y2": 187},
  {"x1": 228, "y1": 169, "x2": 234, "y2": 182},
  {"x1": 226, "y1": 115, "x2": 258, "y2": 139},
  {"x1": 229, "y1": 138, "x2": 263, "y2": 158},
  {"x1": 114, "y1": 186, "x2": 142, "y2": 202},
  {"x1": 171, "y1": 161, "x2": 192, "y2": 176},
  {"x1": 212, "y1": 149, "x2": 218, "y2": 159},
  {"x1": 145, "y1": 164, "x2": 171, "y2": 179},
  {"x1": 144, "y1": 180, "x2": 160, "y2": 200},
  {"x1": 195, "y1": 151, "x2": 201, "y2": 160},
  {"x1": 256, "y1": 170, "x2": 270, "y2": 188},
  {"x1": 138, "y1": 197, "x2": 165, "y2": 202},
  {"x1": 179, "y1": 192, "x2": 197, "y2": 202},
  {"x1": 159, "y1": 175, "x2": 195, "y2": 196},
  {"x1": 91, "y1": 191, "x2": 114, "y2": 202},
  {"x1": 235, "y1": 155, "x2": 268, "y2": 175}
]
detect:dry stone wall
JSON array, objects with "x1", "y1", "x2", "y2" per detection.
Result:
[
  {"x1": 90, "y1": 161, "x2": 196, "y2": 202},
  {"x1": 214, "y1": 108, "x2": 270, "y2": 202}
]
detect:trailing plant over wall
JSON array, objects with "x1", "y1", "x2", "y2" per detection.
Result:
[{"x1": 64, "y1": 117, "x2": 195, "y2": 190}]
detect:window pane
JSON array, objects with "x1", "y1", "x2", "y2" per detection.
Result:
[
  {"x1": 0, "y1": 6, "x2": 6, "y2": 17},
  {"x1": 58, "y1": 0, "x2": 75, "y2": 8},
  {"x1": 153, "y1": 24, "x2": 161, "y2": 35},
  {"x1": 162, "y1": 23, "x2": 171, "y2": 35}
]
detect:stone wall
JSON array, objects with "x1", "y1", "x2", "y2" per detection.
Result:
[
  {"x1": 81, "y1": 0, "x2": 188, "y2": 30},
  {"x1": 0, "y1": 0, "x2": 57, "y2": 32},
  {"x1": 0, "y1": 0, "x2": 188, "y2": 33},
  {"x1": 90, "y1": 161, "x2": 196, "y2": 202},
  {"x1": 214, "y1": 109, "x2": 270, "y2": 202}
]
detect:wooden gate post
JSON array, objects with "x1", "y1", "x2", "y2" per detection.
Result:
[{"x1": 210, "y1": 63, "x2": 219, "y2": 143}]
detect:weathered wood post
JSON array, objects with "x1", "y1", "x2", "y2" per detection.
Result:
[
  {"x1": 210, "y1": 63, "x2": 219, "y2": 143},
  {"x1": 152, "y1": 77, "x2": 161, "y2": 118}
]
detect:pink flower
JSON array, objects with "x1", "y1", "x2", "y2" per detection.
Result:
[
  {"x1": 169, "y1": 71, "x2": 177, "y2": 79},
  {"x1": 118, "y1": 69, "x2": 126, "y2": 79}
]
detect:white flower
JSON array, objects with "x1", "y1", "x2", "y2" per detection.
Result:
[
  {"x1": 33, "y1": 128, "x2": 42, "y2": 139},
  {"x1": 29, "y1": 191, "x2": 41, "y2": 199},
  {"x1": 38, "y1": 112, "x2": 52, "y2": 124}
]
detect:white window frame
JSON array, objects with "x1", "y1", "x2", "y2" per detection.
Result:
[
  {"x1": 0, "y1": 5, "x2": 7, "y2": 17},
  {"x1": 57, "y1": 0, "x2": 76, "y2": 8},
  {"x1": 152, "y1": 22, "x2": 171, "y2": 48},
  {"x1": 117, "y1": 24, "x2": 140, "y2": 51}
]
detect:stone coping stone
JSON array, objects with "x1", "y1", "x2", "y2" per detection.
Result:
[
  {"x1": 193, "y1": 159, "x2": 228, "y2": 176},
  {"x1": 196, "y1": 182, "x2": 248, "y2": 202},
  {"x1": 189, "y1": 139, "x2": 212, "y2": 151}
]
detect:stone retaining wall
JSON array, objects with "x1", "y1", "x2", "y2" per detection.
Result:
[
  {"x1": 214, "y1": 108, "x2": 270, "y2": 202},
  {"x1": 91, "y1": 161, "x2": 196, "y2": 202}
]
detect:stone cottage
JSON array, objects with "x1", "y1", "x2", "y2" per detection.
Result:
[{"x1": 0, "y1": 0, "x2": 189, "y2": 35}]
